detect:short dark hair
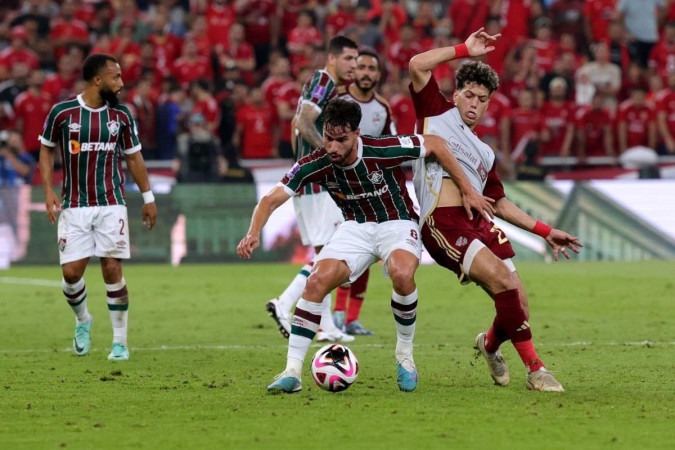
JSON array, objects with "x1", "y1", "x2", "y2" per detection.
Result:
[
  {"x1": 323, "y1": 98, "x2": 361, "y2": 132},
  {"x1": 455, "y1": 60, "x2": 500, "y2": 94},
  {"x1": 328, "y1": 35, "x2": 358, "y2": 56},
  {"x1": 82, "y1": 53, "x2": 118, "y2": 81},
  {"x1": 358, "y1": 47, "x2": 380, "y2": 66}
]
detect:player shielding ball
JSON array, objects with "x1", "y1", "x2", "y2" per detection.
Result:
[
  {"x1": 39, "y1": 53, "x2": 156, "y2": 361},
  {"x1": 238, "y1": 98, "x2": 494, "y2": 394},
  {"x1": 409, "y1": 29, "x2": 583, "y2": 391}
]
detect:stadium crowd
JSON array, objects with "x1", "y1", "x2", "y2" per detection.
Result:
[{"x1": 0, "y1": 0, "x2": 674, "y2": 184}]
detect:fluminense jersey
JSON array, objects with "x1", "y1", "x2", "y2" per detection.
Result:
[
  {"x1": 338, "y1": 86, "x2": 397, "y2": 137},
  {"x1": 294, "y1": 69, "x2": 338, "y2": 196},
  {"x1": 280, "y1": 135, "x2": 426, "y2": 223},
  {"x1": 40, "y1": 94, "x2": 142, "y2": 208},
  {"x1": 410, "y1": 76, "x2": 506, "y2": 223}
]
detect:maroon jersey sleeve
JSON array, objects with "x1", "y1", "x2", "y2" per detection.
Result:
[
  {"x1": 408, "y1": 75, "x2": 453, "y2": 119},
  {"x1": 483, "y1": 164, "x2": 506, "y2": 201}
]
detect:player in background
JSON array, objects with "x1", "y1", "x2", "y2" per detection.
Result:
[
  {"x1": 409, "y1": 29, "x2": 583, "y2": 392},
  {"x1": 238, "y1": 98, "x2": 494, "y2": 393},
  {"x1": 332, "y1": 47, "x2": 397, "y2": 336},
  {"x1": 38, "y1": 53, "x2": 157, "y2": 361},
  {"x1": 265, "y1": 36, "x2": 358, "y2": 343}
]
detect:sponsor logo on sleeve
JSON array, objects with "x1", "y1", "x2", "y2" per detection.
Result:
[{"x1": 398, "y1": 136, "x2": 414, "y2": 148}]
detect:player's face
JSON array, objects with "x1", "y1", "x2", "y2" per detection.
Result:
[
  {"x1": 323, "y1": 124, "x2": 359, "y2": 166},
  {"x1": 98, "y1": 61, "x2": 124, "y2": 107},
  {"x1": 354, "y1": 55, "x2": 379, "y2": 92},
  {"x1": 453, "y1": 82, "x2": 490, "y2": 128},
  {"x1": 334, "y1": 47, "x2": 358, "y2": 82}
]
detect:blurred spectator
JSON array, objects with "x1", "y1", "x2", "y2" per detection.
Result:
[
  {"x1": 49, "y1": 0, "x2": 90, "y2": 63},
  {"x1": 540, "y1": 51, "x2": 577, "y2": 104},
  {"x1": 0, "y1": 130, "x2": 34, "y2": 186},
  {"x1": 129, "y1": 74, "x2": 159, "y2": 159},
  {"x1": 539, "y1": 77, "x2": 576, "y2": 157},
  {"x1": 190, "y1": 78, "x2": 221, "y2": 137},
  {"x1": 12, "y1": 69, "x2": 50, "y2": 158},
  {"x1": 234, "y1": 0, "x2": 277, "y2": 70},
  {"x1": 448, "y1": 0, "x2": 490, "y2": 41},
  {"x1": 484, "y1": 15, "x2": 511, "y2": 76},
  {"x1": 8, "y1": 0, "x2": 51, "y2": 39},
  {"x1": 110, "y1": 20, "x2": 142, "y2": 76},
  {"x1": 655, "y1": 71, "x2": 675, "y2": 154},
  {"x1": 616, "y1": 0, "x2": 665, "y2": 68},
  {"x1": 410, "y1": 0, "x2": 438, "y2": 48},
  {"x1": 326, "y1": 0, "x2": 356, "y2": 43},
  {"x1": 476, "y1": 89, "x2": 515, "y2": 180},
  {"x1": 172, "y1": 37, "x2": 214, "y2": 88},
  {"x1": 510, "y1": 88, "x2": 542, "y2": 165},
  {"x1": 429, "y1": 22, "x2": 458, "y2": 94},
  {"x1": 369, "y1": 0, "x2": 408, "y2": 44},
  {"x1": 390, "y1": 74, "x2": 416, "y2": 135},
  {"x1": 206, "y1": 0, "x2": 237, "y2": 51},
  {"x1": 575, "y1": 41, "x2": 621, "y2": 110},
  {"x1": 215, "y1": 23, "x2": 255, "y2": 86},
  {"x1": 234, "y1": 86, "x2": 279, "y2": 159},
  {"x1": 147, "y1": 10, "x2": 183, "y2": 78},
  {"x1": 584, "y1": 0, "x2": 618, "y2": 44},
  {"x1": 648, "y1": 21, "x2": 675, "y2": 79},
  {"x1": 501, "y1": 44, "x2": 541, "y2": 104},
  {"x1": 530, "y1": 17, "x2": 560, "y2": 74},
  {"x1": 617, "y1": 85, "x2": 657, "y2": 153},
  {"x1": 176, "y1": 112, "x2": 223, "y2": 183},
  {"x1": 387, "y1": 24, "x2": 423, "y2": 82},
  {"x1": 287, "y1": 10, "x2": 323, "y2": 74},
  {"x1": 342, "y1": 6, "x2": 386, "y2": 52},
  {"x1": 42, "y1": 54, "x2": 78, "y2": 102},
  {"x1": 185, "y1": 15, "x2": 212, "y2": 58},
  {"x1": 604, "y1": 20, "x2": 631, "y2": 70},
  {"x1": 575, "y1": 91, "x2": 616, "y2": 160},
  {"x1": 218, "y1": 80, "x2": 249, "y2": 161},
  {"x1": 0, "y1": 62, "x2": 30, "y2": 129},
  {"x1": 0, "y1": 26, "x2": 40, "y2": 71},
  {"x1": 89, "y1": 1, "x2": 114, "y2": 39},
  {"x1": 619, "y1": 61, "x2": 646, "y2": 101},
  {"x1": 496, "y1": 0, "x2": 536, "y2": 48},
  {"x1": 271, "y1": 65, "x2": 308, "y2": 159},
  {"x1": 155, "y1": 80, "x2": 187, "y2": 161},
  {"x1": 548, "y1": 0, "x2": 586, "y2": 52},
  {"x1": 261, "y1": 57, "x2": 291, "y2": 104}
]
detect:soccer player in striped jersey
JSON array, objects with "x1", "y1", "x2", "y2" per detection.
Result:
[
  {"x1": 238, "y1": 98, "x2": 494, "y2": 393},
  {"x1": 38, "y1": 53, "x2": 157, "y2": 362},
  {"x1": 409, "y1": 29, "x2": 583, "y2": 391},
  {"x1": 265, "y1": 36, "x2": 358, "y2": 344},
  {"x1": 332, "y1": 47, "x2": 397, "y2": 336}
]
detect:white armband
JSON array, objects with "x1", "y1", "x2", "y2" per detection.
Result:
[{"x1": 142, "y1": 191, "x2": 155, "y2": 204}]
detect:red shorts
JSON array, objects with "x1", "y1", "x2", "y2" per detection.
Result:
[{"x1": 421, "y1": 207, "x2": 515, "y2": 283}]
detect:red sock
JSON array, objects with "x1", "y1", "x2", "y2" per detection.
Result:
[
  {"x1": 346, "y1": 269, "x2": 369, "y2": 324},
  {"x1": 513, "y1": 340, "x2": 544, "y2": 372},
  {"x1": 335, "y1": 286, "x2": 349, "y2": 312}
]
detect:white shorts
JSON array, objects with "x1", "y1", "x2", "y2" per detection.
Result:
[
  {"x1": 293, "y1": 191, "x2": 343, "y2": 247},
  {"x1": 57, "y1": 205, "x2": 130, "y2": 265},
  {"x1": 315, "y1": 220, "x2": 423, "y2": 283}
]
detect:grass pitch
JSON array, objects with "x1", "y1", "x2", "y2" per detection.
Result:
[{"x1": 0, "y1": 261, "x2": 673, "y2": 449}]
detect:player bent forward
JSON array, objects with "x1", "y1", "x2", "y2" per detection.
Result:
[
  {"x1": 409, "y1": 29, "x2": 583, "y2": 391},
  {"x1": 237, "y1": 98, "x2": 494, "y2": 393}
]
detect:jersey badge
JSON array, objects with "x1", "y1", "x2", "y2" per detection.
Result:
[
  {"x1": 107, "y1": 120, "x2": 120, "y2": 136},
  {"x1": 58, "y1": 237, "x2": 67, "y2": 252},
  {"x1": 367, "y1": 170, "x2": 384, "y2": 184},
  {"x1": 398, "y1": 136, "x2": 414, "y2": 148},
  {"x1": 455, "y1": 236, "x2": 468, "y2": 248}
]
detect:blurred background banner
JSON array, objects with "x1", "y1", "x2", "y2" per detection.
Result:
[{"x1": 2, "y1": 178, "x2": 674, "y2": 268}]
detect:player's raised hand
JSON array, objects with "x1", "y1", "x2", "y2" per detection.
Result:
[
  {"x1": 545, "y1": 229, "x2": 584, "y2": 261},
  {"x1": 45, "y1": 189, "x2": 61, "y2": 224},
  {"x1": 237, "y1": 234, "x2": 260, "y2": 259},
  {"x1": 465, "y1": 27, "x2": 501, "y2": 57},
  {"x1": 142, "y1": 203, "x2": 157, "y2": 230},
  {"x1": 461, "y1": 189, "x2": 495, "y2": 220}
]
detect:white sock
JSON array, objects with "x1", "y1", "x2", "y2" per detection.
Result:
[
  {"x1": 391, "y1": 289, "x2": 418, "y2": 360},
  {"x1": 286, "y1": 298, "x2": 322, "y2": 374},
  {"x1": 319, "y1": 293, "x2": 339, "y2": 333},
  {"x1": 62, "y1": 278, "x2": 90, "y2": 323},
  {"x1": 106, "y1": 278, "x2": 128, "y2": 344},
  {"x1": 278, "y1": 264, "x2": 312, "y2": 314}
]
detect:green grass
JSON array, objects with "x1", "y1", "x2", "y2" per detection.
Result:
[{"x1": 0, "y1": 261, "x2": 673, "y2": 449}]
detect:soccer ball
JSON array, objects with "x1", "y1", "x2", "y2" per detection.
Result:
[{"x1": 310, "y1": 343, "x2": 359, "y2": 392}]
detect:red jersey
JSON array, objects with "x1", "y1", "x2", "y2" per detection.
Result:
[
  {"x1": 498, "y1": 0, "x2": 532, "y2": 46},
  {"x1": 540, "y1": 101, "x2": 575, "y2": 156},
  {"x1": 0, "y1": 47, "x2": 39, "y2": 70},
  {"x1": 42, "y1": 72, "x2": 78, "y2": 103},
  {"x1": 206, "y1": 3, "x2": 236, "y2": 49},
  {"x1": 148, "y1": 33, "x2": 183, "y2": 74},
  {"x1": 617, "y1": 100, "x2": 656, "y2": 148},
  {"x1": 236, "y1": 0, "x2": 276, "y2": 45},
  {"x1": 287, "y1": 26, "x2": 323, "y2": 70},
  {"x1": 648, "y1": 40, "x2": 675, "y2": 79},
  {"x1": 531, "y1": 38, "x2": 560, "y2": 74},
  {"x1": 655, "y1": 89, "x2": 675, "y2": 135},
  {"x1": 390, "y1": 94, "x2": 416, "y2": 135},
  {"x1": 388, "y1": 42, "x2": 424, "y2": 74},
  {"x1": 475, "y1": 92, "x2": 512, "y2": 143},
  {"x1": 236, "y1": 102, "x2": 277, "y2": 159},
  {"x1": 277, "y1": 81, "x2": 301, "y2": 143},
  {"x1": 192, "y1": 97, "x2": 221, "y2": 135},
  {"x1": 49, "y1": 18, "x2": 90, "y2": 60},
  {"x1": 448, "y1": 0, "x2": 490, "y2": 41},
  {"x1": 575, "y1": 105, "x2": 614, "y2": 156},
  {"x1": 326, "y1": 9, "x2": 355, "y2": 36},
  {"x1": 511, "y1": 108, "x2": 541, "y2": 158},
  {"x1": 261, "y1": 76, "x2": 288, "y2": 105},
  {"x1": 172, "y1": 56, "x2": 214, "y2": 88},
  {"x1": 584, "y1": 0, "x2": 617, "y2": 42},
  {"x1": 13, "y1": 90, "x2": 52, "y2": 152}
]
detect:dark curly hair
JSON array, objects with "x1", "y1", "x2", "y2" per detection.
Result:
[
  {"x1": 455, "y1": 60, "x2": 500, "y2": 94},
  {"x1": 323, "y1": 98, "x2": 362, "y2": 132}
]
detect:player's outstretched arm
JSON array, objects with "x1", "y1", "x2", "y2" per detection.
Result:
[
  {"x1": 39, "y1": 144, "x2": 60, "y2": 224},
  {"x1": 545, "y1": 229, "x2": 583, "y2": 262},
  {"x1": 237, "y1": 186, "x2": 291, "y2": 259},
  {"x1": 125, "y1": 151, "x2": 157, "y2": 230},
  {"x1": 422, "y1": 134, "x2": 495, "y2": 220},
  {"x1": 409, "y1": 27, "x2": 501, "y2": 92}
]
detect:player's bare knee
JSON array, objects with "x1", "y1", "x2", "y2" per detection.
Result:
[
  {"x1": 304, "y1": 271, "x2": 332, "y2": 299},
  {"x1": 388, "y1": 264, "x2": 416, "y2": 293}
]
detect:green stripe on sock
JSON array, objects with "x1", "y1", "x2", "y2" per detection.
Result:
[
  {"x1": 107, "y1": 303, "x2": 129, "y2": 311},
  {"x1": 394, "y1": 315, "x2": 416, "y2": 326},
  {"x1": 300, "y1": 269, "x2": 311, "y2": 277},
  {"x1": 291, "y1": 325, "x2": 316, "y2": 340}
]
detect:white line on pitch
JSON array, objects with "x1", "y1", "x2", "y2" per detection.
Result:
[
  {"x1": 0, "y1": 277, "x2": 61, "y2": 287},
  {"x1": 1, "y1": 341, "x2": 673, "y2": 354}
]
